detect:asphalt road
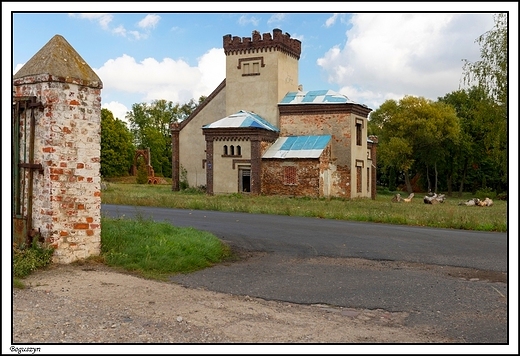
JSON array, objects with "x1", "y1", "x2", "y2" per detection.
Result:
[{"x1": 101, "y1": 204, "x2": 509, "y2": 343}]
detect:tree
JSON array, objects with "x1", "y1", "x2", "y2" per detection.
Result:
[
  {"x1": 461, "y1": 13, "x2": 507, "y2": 188},
  {"x1": 462, "y1": 13, "x2": 507, "y2": 106},
  {"x1": 100, "y1": 109, "x2": 135, "y2": 178},
  {"x1": 370, "y1": 96, "x2": 460, "y2": 194},
  {"x1": 439, "y1": 87, "x2": 506, "y2": 195}
]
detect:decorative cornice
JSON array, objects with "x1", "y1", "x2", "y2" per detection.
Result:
[
  {"x1": 203, "y1": 127, "x2": 279, "y2": 143},
  {"x1": 278, "y1": 103, "x2": 372, "y2": 117}
]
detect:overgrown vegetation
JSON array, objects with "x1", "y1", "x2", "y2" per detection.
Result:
[
  {"x1": 13, "y1": 241, "x2": 54, "y2": 279},
  {"x1": 102, "y1": 182, "x2": 507, "y2": 232}
]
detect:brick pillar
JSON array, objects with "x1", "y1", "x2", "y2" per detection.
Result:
[
  {"x1": 170, "y1": 122, "x2": 180, "y2": 191},
  {"x1": 12, "y1": 34, "x2": 103, "y2": 264},
  {"x1": 205, "y1": 137, "x2": 214, "y2": 195},
  {"x1": 250, "y1": 138, "x2": 261, "y2": 195}
]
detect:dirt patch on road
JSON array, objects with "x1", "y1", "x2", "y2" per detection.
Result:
[{"x1": 304, "y1": 257, "x2": 507, "y2": 283}]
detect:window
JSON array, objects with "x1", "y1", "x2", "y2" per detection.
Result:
[
  {"x1": 283, "y1": 166, "x2": 297, "y2": 185},
  {"x1": 223, "y1": 144, "x2": 241, "y2": 157},
  {"x1": 356, "y1": 160, "x2": 364, "y2": 193},
  {"x1": 356, "y1": 121, "x2": 363, "y2": 146},
  {"x1": 357, "y1": 167, "x2": 362, "y2": 193},
  {"x1": 238, "y1": 57, "x2": 264, "y2": 76}
]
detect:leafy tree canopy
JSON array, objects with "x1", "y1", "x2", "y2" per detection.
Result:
[{"x1": 100, "y1": 108, "x2": 135, "y2": 178}]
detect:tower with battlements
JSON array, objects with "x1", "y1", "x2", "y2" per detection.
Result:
[{"x1": 223, "y1": 29, "x2": 301, "y2": 128}]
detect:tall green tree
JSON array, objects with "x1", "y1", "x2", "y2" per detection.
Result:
[
  {"x1": 461, "y1": 13, "x2": 507, "y2": 187},
  {"x1": 100, "y1": 108, "x2": 135, "y2": 178},
  {"x1": 439, "y1": 87, "x2": 506, "y2": 195},
  {"x1": 370, "y1": 96, "x2": 460, "y2": 194}
]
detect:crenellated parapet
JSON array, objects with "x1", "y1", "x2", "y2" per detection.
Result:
[{"x1": 223, "y1": 28, "x2": 301, "y2": 59}]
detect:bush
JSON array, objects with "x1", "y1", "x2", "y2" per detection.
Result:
[
  {"x1": 136, "y1": 162, "x2": 149, "y2": 184},
  {"x1": 496, "y1": 192, "x2": 507, "y2": 201},
  {"x1": 475, "y1": 187, "x2": 494, "y2": 200},
  {"x1": 179, "y1": 165, "x2": 189, "y2": 190},
  {"x1": 13, "y1": 242, "x2": 54, "y2": 278}
]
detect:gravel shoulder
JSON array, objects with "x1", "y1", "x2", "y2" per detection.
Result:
[{"x1": 11, "y1": 261, "x2": 455, "y2": 346}]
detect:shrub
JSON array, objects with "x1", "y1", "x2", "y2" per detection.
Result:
[
  {"x1": 136, "y1": 162, "x2": 149, "y2": 184},
  {"x1": 13, "y1": 241, "x2": 54, "y2": 278},
  {"x1": 496, "y1": 192, "x2": 507, "y2": 201},
  {"x1": 475, "y1": 187, "x2": 494, "y2": 200},
  {"x1": 179, "y1": 165, "x2": 189, "y2": 190}
]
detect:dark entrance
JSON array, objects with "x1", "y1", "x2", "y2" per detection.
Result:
[{"x1": 239, "y1": 168, "x2": 251, "y2": 192}]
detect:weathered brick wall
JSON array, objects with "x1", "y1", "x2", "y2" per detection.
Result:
[
  {"x1": 13, "y1": 76, "x2": 102, "y2": 264},
  {"x1": 279, "y1": 111, "x2": 353, "y2": 198},
  {"x1": 262, "y1": 159, "x2": 321, "y2": 197}
]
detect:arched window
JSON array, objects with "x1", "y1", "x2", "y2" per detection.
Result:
[
  {"x1": 223, "y1": 145, "x2": 228, "y2": 155},
  {"x1": 230, "y1": 145, "x2": 235, "y2": 156},
  {"x1": 236, "y1": 145, "x2": 241, "y2": 156}
]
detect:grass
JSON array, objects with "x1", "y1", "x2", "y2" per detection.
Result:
[
  {"x1": 101, "y1": 181, "x2": 507, "y2": 232},
  {"x1": 99, "y1": 215, "x2": 233, "y2": 280}
]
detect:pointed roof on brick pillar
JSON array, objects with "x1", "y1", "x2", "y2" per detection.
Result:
[{"x1": 13, "y1": 34, "x2": 102, "y2": 88}]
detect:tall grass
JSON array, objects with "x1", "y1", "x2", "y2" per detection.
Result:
[{"x1": 101, "y1": 183, "x2": 507, "y2": 232}]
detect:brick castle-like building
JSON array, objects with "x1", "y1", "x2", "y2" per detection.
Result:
[{"x1": 172, "y1": 29, "x2": 377, "y2": 199}]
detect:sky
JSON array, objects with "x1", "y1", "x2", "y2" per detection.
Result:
[{"x1": 6, "y1": 3, "x2": 518, "y2": 125}]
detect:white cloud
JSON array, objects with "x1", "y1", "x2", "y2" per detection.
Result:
[
  {"x1": 68, "y1": 13, "x2": 113, "y2": 30},
  {"x1": 267, "y1": 13, "x2": 286, "y2": 26},
  {"x1": 238, "y1": 15, "x2": 259, "y2": 27},
  {"x1": 317, "y1": 13, "x2": 496, "y2": 110},
  {"x1": 128, "y1": 30, "x2": 146, "y2": 40},
  {"x1": 102, "y1": 101, "x2": 130, "y2": 124},
  {"x1": 95, "y1": 48, "x2": 225, "y2": 109},
  {"x1": 138, "y1": 14, "x2": 160, "y2": 29},
  {"x1": 197, "y1": 48, "x2": 226, "y2": 98},
  {"x1": 112, "y1": 25, "x2": 127, "y2": 37},
  {"x1": 71, "y1": 12, "x2": 151, "y2": 40},
  {"x1": 325, "y1": 13, "x2": 339, "y2": 28}
]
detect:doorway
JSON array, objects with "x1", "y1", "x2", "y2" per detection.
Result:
[{"x1": 239, "y1": 168, "x2": 251, "y2": 193}]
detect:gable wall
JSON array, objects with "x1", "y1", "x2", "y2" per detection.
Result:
[{"x1": 178, "y1": 88, "x2": 226, "y2": 189}]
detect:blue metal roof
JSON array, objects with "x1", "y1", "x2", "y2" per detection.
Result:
[
  {"x1": 203, "y1": 110, "x2": 279, "y2": 131},
  {"x1": 279, "y1": 90, "x2": 355, "y2": 105},
  {"x1": 262, "y1": 135, "x2": 332, "y2": 159}
]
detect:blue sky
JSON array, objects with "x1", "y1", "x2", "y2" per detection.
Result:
[{"x1": 6, "y1": 3, "x2": 518, "y2": 124}]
